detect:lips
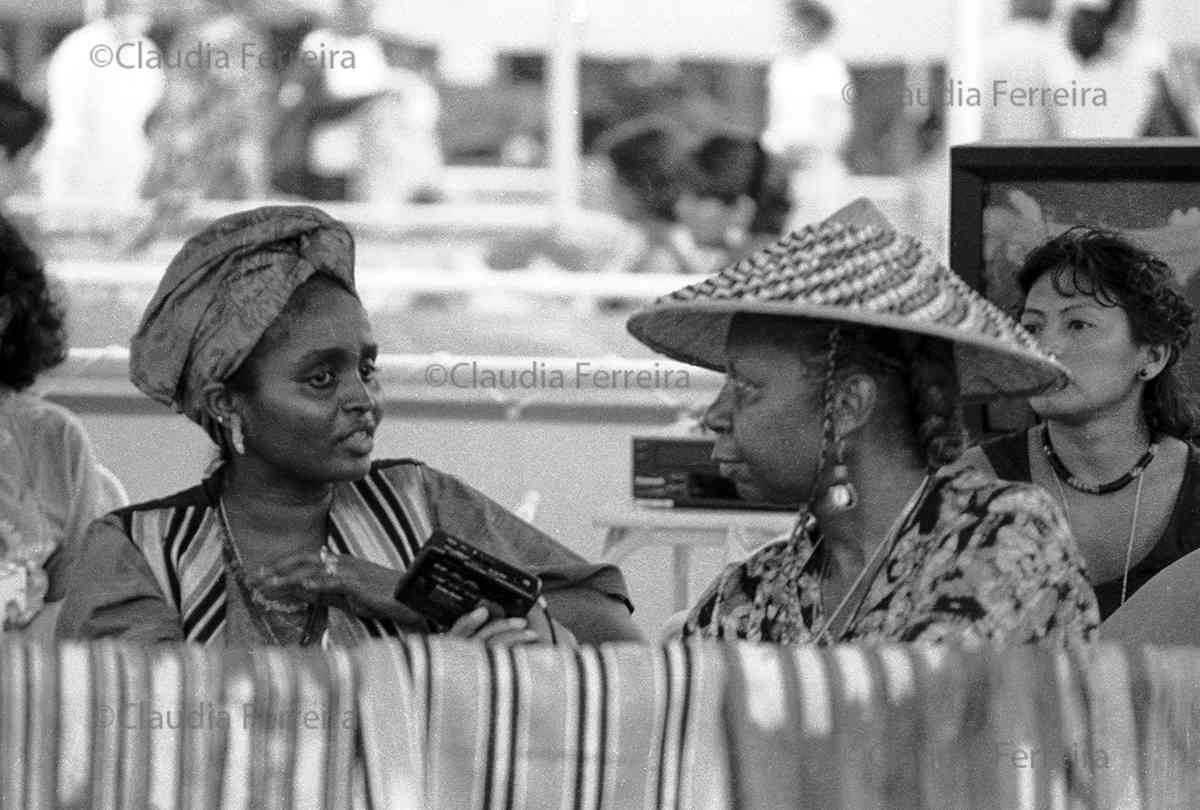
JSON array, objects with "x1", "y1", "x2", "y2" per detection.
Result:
[{"x1": 339, "y1": 423, "x2": 376, "y2": 454}]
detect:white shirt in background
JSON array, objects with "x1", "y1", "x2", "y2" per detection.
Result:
[
  {"x1": 304, "y1": 31, "x2": 391, "y2": 176},
  {"x1": 762, "y1": 45, "x2": 853, "y2": 226},
  {"x1": 37, "y1": 20, "x2": 163, "y2": 206},
  {"x1": 981, "y1": 18, "x2": 1061, "y2": 139},
  {"x1": 1046, "y1": 33, "x2": 1169, "y2": 138}
]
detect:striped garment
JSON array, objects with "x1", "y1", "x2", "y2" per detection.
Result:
[
  {"x1": 120, "y1": 460, "x2": 436, "y2": 644},
  {"x1": 58, "y1": 458, "x2": 630, "y2": 646},
  {"x1": 132, "y1": 463, "x2": 436, "y2": 648},
  {"x1": 3, "y1": 636, "x2": 1200, "y2": 808}
]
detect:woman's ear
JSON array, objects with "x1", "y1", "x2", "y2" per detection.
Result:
[
  {"x1": 832, "y1": 372, "x2": 879, "y2": 438},
  {"x1": 201, "y1": 381, "x2": 240, "y2": 428},
  {"x1": 1139, "y1": 343, "x2": 1171, "y2": 382}
]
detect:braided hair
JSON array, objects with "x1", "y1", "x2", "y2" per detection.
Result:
[
  {"x1": 1017, "y1": 225, "x2": 1198, "y2": 438},
  {"x1": 741, "y1": 315, "x2": 967, "y2": 472}
]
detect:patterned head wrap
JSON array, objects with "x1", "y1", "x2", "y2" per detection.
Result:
[{"x1": 129, "y1": 205, "x2": 356, "y2": 432}]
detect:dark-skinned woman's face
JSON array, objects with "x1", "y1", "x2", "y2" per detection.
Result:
[{"x1": 230, "y1": 278, "x2": 382, "y2": 484}]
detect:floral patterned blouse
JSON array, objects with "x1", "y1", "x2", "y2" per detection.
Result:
[{"x1": 682, "y1": 466, "x2": 1099, "y2": 646}]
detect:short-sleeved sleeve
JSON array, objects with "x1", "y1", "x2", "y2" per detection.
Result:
[
  {"x1": 55, "y1": 514, "x2": 183, "y2": 643},
  {"x1": 880, "y1": 472, "x2": 1100, "y2": 647},
  {"x1": 44, "y1": 411, "x2": 128, "y2": 601},
  {"x1": 418, "y1": 465, "x2": 642, "y2": 643}
]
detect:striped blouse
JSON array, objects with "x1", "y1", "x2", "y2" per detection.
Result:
[{"x1": 56, "y1": 459, "x2": 633, "y2": 646}]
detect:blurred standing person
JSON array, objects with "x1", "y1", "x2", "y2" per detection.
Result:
[
  {"x1": 272, "y1": 0, "x2": 391, "y2": 200},
  {"x1": 142, "y1": 1, "x2": 271, "y2": 203},
  {"x1": 355, "y1": 40, "x2": 444, "y2": 205},
  {"x1": 981, "y1": 0, "x2": 1059, "y2": 139},
  {"x1": 1047, "y1": 0, "x2": 1187, "y2": 137},
  {"x1": 763, "y1": 1, "x2": 852, "y2": 228},
  {"x1": 37, "y1": 0, "x2": 163, "y2": 212}
]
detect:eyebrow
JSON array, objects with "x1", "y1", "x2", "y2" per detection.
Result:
[
  {"x1": 295, "y1": 344, "x2": 379, "y2": 366},
  {"x1": 1020, "y1": 303, "x2": 1103, "y2": 317}
]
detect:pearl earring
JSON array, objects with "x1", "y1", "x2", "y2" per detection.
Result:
[
  {"x1": 229, "y1": 413, "x2": 245, "y2": 455},
  {"x1": 820, "y1": 436, "x2": 858, "y2": 512}
]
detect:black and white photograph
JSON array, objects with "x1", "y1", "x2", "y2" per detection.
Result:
[{"x1": 3, "y1": 0, "x2": 1200, "y2": 806}]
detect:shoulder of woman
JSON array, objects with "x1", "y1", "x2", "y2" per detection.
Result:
[{"x1": 931, "y1": 465, "x2": 1064, "y2": 531}]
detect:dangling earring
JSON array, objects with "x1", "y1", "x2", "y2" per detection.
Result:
[
  {"x1": 821, "y1": 435, "x2": 858, "y2": 512},
  {"x1": 229, "y1": 413, "x2": 245, "y2": 455}
]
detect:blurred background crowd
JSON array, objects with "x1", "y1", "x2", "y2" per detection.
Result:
[{"x1": 0, "y1": 0, "x2": 1197, "y2": 353}]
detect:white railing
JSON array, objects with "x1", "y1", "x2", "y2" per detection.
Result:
[{"x1": 44, "y1": 348, "x2": 723, "y2": 421}]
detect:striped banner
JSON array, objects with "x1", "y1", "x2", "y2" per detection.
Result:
[{"x1": 4, "y1": 636, "x2": 1200, "y2": 807}]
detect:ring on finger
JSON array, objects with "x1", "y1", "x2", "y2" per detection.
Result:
[{"x1": 320, "y1": 548, "x2": 339, "y2": 577}]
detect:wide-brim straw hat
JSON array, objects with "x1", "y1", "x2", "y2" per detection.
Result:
[{"x1": 626, "y1": 198, "x2": 1068, "y2": 401}]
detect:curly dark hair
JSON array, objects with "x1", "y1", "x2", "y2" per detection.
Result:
[
  {"x1": 0, "y1": 215, "x2": 68, "y2": 390},
  {"x1": 681, "y1": 133, "x2": 792, "y2": 237},
  {"x1": 825, "y1": 326, "x2": 965, "y2": 471},
  {"x1": 0, "y1": 80, "x2": 46, "y2": 160},
  {"x1": 1017, "y1": 225, "x2": 1198, "y2": 438},
  {"x1": 595, "y1": 116, "x2": 687, "y2": 222}
]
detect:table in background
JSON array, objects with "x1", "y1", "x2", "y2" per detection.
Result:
[{"x1": 595, "y1": 506, "x2": 795, "y2": 612}]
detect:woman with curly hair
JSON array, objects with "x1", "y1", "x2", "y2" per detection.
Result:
[
  {"x1": 674, "y1": 130, "x2": 793, "y2": 265},
  {"x1": 957, "y1": 226, "x2": 1200, "y2": 621},
  {"x1": 0, "y1": 214, "x2": 126, "y2": 633},
  {"x1": 629, "y1": 199, "x2": 1098, "y2": 645}
]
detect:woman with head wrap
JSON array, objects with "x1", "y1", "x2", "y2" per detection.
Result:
[
  {"x1": 629, "y1": 199, "x2": 1099, "y2": 645},
  {"x1": 57, "y1": 205, "x2": 640, "y2": 646}
]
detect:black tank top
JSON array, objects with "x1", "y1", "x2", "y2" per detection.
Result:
[{"x1": 980, "y1": 430, "x2": 1200, "y2": 620}]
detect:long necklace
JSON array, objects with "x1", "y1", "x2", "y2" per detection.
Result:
[
  {"x1": 1050, "y1": 466, "x2": 1144, "y2": 608},
  {"x1": 814, "y1": 476, "x2": 931, "y2": 644},
  {"x1": 217, "y1": 500, "x2": 322, "y2": 646},
  {"x1": 1042, "y1": 424, "x2": 1158, "y2": 495}
]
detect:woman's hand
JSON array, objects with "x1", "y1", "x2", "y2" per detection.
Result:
[
  {"x1": 447, "y1": 606, "x2": 539, "y2": 646},
  {"x1": 447, "y1": 604, "x2": 575, "y2": 647},
  {"x1": 245, "y1": 550, "x2": 422, "y2": 626}
]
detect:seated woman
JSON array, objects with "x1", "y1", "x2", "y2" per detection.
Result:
[
  {"x1": 627, "y1": 198, "x2": 1099, "y2": 645},
  {"x1": 674, "y1": 130, "x2": 792, "y2": 266},
  {"x1": 0, "y1": 214, "x2": 127, "y2": 634},
  {"x1": 487, "y1": 116, "x2": 718, "y2": 279},
  {"x1": 57, "y1": 205, "x2": 641, "y2": 646},
  {"x1": 957, "y1": 227, "x2": 1200, "y2": 620}
]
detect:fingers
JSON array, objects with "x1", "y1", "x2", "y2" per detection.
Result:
[
  {"x1": 447, "y1": 606, "x2": 490, "y2": 637},
  {"x1": 446, "y1": 607, "x2": 539, "y2": 646}
]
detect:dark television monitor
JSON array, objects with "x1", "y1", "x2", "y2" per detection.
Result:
[{"x1": 949, "y1": 140, "x2": 1200, "y2": 436}]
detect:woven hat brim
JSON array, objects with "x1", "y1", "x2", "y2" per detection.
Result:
[{"x1": 626, "y1": 300, "x2": 1069, "y2": 402}]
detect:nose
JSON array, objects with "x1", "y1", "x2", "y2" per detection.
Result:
[
  {"x1": 342, "y1": 373, "x2": 380, "y2": 415},
  {"x1": 702, "y1": 380, "x2": 734, "y2": 435}
]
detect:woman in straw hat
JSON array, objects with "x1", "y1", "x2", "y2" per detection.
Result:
[
  {"x1": 627, "y1": 199, "x2": 1099, "y2": 645},
  {"x1": 57, "y1": 205, "x2": 640, "y2": 647}
]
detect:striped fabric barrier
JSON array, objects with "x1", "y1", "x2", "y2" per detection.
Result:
[
  {"x1": 3, "y1": 636, "x2": 1200, "y2": 808},
  {"x1": 0, "y1": 638, "x2": 370, "y2": 809},
  {"x1": 723, "y1": 643, "x2": 1200, "y2": 809},
  {"x1": 356, "y1": 638, "x2": 729, "y2": 810}
]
